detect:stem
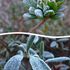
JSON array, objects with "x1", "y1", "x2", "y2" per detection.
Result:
[{"x1": 29, "y1": 17, "x2": 49, "y2": 32}]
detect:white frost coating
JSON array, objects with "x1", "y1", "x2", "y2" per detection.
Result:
[
  {"x1": 23, "y1": 13, "x2": 32, "y2": 20},
  {"x1": 43, "y1": 6, "x2": 50, "y2": 12},
  {"x1": 50, "y1": 0, "x2": 55, "y2": 2},
  {"x1": 29, "y1": 48, "x2": 38, "y2": 56},
  {"x1": 23, "y1": 0, "x2": 37, "y2": 7},
  {"x1": 57, "y1": 13, "x2": 65, "y2": 18},
  {"x1": 19, "y1": 43, "x2": 27, "y2": 52},
  {"x1": 4, "y1": 54, "x2": 23, "y2": 70},
  {"x1": 29, "y1": 55, "x2": 51, "y2": 70},
  {"x1": 23, "y1": 0, "x2": 30, "y2": 5},
  {"x1": 33, "y1": 36, "x2": 39, "y2": 44},
  {"x1": 29, "y1": 7, "x2": 35, "y2": 14},
  {"x1": 34, "y1": 9, "x2": 43, "y2": 17},
  {"x1": 43, "y1": 51, "x2": 54, "y2": 59},
  {"x1": 60, "y1": 13, "x2": 65, "y2": 18},
  {"x1": 44, "y1": 10, "x2": 54, "y2": 15},
  {"x1": 50, "y1": 41, "x2": 58, "y2": 48},
  {"x1": 57, "y1": 38, "x2": 69, "y2": 42},
  {"x1": 46, "y1": 57, "x2": 70, "y2": 63}
]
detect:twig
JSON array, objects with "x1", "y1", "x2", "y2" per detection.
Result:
[{"x1": 29, "y1": 16, "x2": 49, "y2": 32}]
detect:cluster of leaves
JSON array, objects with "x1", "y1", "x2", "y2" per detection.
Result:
[
  {"x1": 0, "y1": 35, "x2": 70, "y2": 70},
  {"x1": 23, "y1": 0, "x2": 65, "y2": 20}
]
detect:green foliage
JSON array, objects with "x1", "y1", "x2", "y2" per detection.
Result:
[{"x1": 27, "y1": 35, "x2": 35, "y2": 51}]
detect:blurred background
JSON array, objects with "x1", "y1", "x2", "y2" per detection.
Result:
[{"x1": 0, "y1": 0, "x2": 70, "y2": 36}]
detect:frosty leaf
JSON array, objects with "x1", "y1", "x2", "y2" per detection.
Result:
[
  {"x1": 53, "y1": 12, "x2": 64, "y2": 19},
  {"x1": 50, "y1": 41, "x2": 58, "y2": 48},
  {"x1": 18, "y1": 43, "x2": 27, "y2": 52},
  {"x1": 33, "y1": 36, "x2": 39, "y2": 44},
  {"x1": 0, "y1": 59, "x2": 6, "y2": 65},
  {"x1": 29, "y1": 7, "x2": 35, "y2": 14},
  {"x1": 23, "y1": 13, "x2": 33, "y2": 20},
  {"x1": 58, "y1": 5, "x2": 67, "y2": 12},
  {"x1": 29, "y1": 55, "x2": 51, "y2": 70},
  {"x1": 56, "y1": 64, "x2": 69, "y2": 70},
  {"x1": 43, "y1": 51, "x2": 54, "y2": 59},
  {"x1": 56, "y1": 12, "x2": 65, "y2": 18},
  {"x1": 23, "y1": 0, "x2": 37, "y2": 7},
  {"x1": 57, "y1": 38, "x2": 69, "y2": 42},
  {"x1": 23, "y1": 0, "x2": 30, "y2": 5},
  {"x1": 44, "y1": 10, "x2": 55, "y2": 16},
  {"x1": 4, "y1": 50, "x2": 24, "y2": 70},
  {"x1": 46, "y1": 57, "x2": 70, "y2": 63},
  {"x1": 29, "y1": 0, "x2": 37, "y2": 7},
  {"x1": 37, "y1": 0, "x2": 48, "y2": 9},
  {"x1": 29, "y1": 48, "x2": 37, "y2": 56},
  {"x1": 34, "y1": 9, "x2": 43, "y2": 18},
  {"x1": 43, "y1": 5, "x2": 50, "y2": 12},
  {"x1": 23, "y1": 0, "x2": 64, "y2": 20},
  {"x1": 8, "y1": 41, "x2": 21, "y2": 48},
  {"x1": 23, "y1": 13, "x2": 36, "y2": 20}
]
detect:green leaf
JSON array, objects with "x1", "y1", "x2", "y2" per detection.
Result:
[
  {"x1": 27, "y1": 35, "x2": 35, "y2": 51},
  {"x1": 56, "y1": 0, "x2": 64, "y2": 9},
  {"x1": 47, "y1": 1, "x2": 58, "y2": 11},
  {"x1": 39, "y1": 41, "x2": 44, "y2": 59},
  {"x1": 29, "y1": 55, "x2": 51, "y2": 70},
  {"x1": 23, "y1": 13, "x2": 36, "y2": 20}
]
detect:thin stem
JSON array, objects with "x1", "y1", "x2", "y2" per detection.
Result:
[{"x1": 29, "y1": 17, "x2": 49, "y2": 32}]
